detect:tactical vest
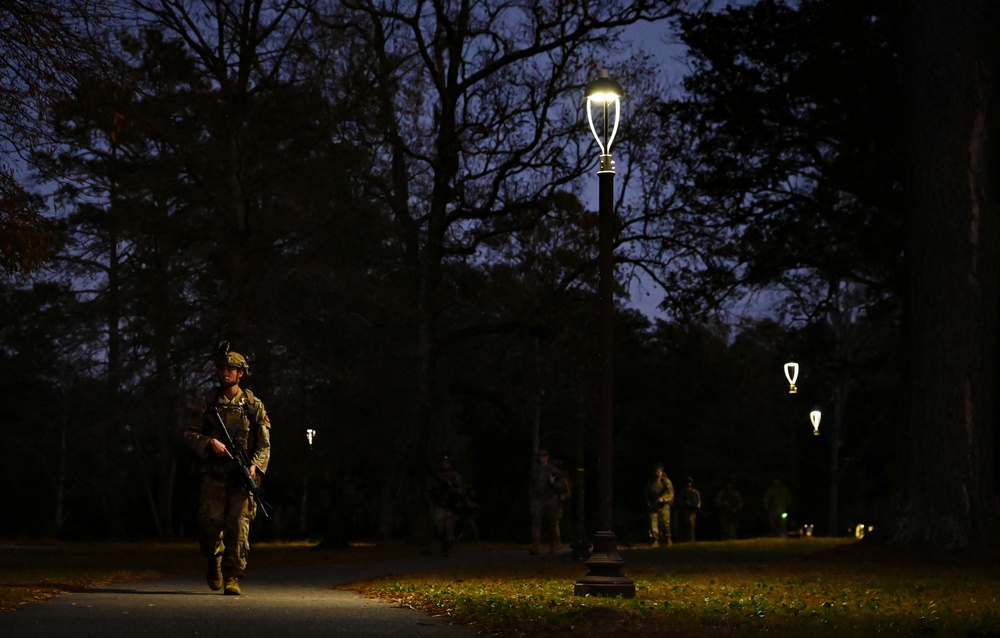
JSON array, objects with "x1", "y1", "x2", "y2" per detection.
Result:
[{"x1": 205, "y1": 388, "x2": 260, "y2": 475}]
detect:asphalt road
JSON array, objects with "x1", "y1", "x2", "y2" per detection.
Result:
[{"x1": 0, "y1": 551, "x2": 511, "y2": 637}]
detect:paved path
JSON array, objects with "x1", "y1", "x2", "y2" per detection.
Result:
[{"x1": 0, "y1": 551, "x2": 520, "y2": 637}]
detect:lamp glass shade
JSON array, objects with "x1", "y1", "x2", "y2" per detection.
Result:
[
  {"x1": 585, "y1": 74, "x2": 623, "y2": 156},
  {"x1": 784, "y1": 362, "x2": 799, "y2": 385}
]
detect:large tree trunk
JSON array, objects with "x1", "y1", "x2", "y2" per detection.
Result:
[{"x1": 892, "y1": 0, "x2": 1000, "y2": 548}]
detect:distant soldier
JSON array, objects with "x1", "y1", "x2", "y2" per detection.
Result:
[
  {"x1": 678, "y1": 477, "x2": 702, "y2": 542},
  {"x1": 426, "y1": 454, "x2": 466, "y2": 556},
  {"x1": 529, "y1": 449, "x2": 567, "y2": 555},
  {"x1": 763, "y1": 478, "x2": 792, "y2": 538},
  {"x1": 184, "y1": 343, "x2": 271, "y2": 596},
  {"x1": 714, "y1": 479, "x2": 744, "y2": 540},
  {"x1": 645, "y1": 463, "x2": 674, "y2": 547}
]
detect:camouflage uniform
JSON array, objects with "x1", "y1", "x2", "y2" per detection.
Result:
[
  {"x1": 678, "y1": 479, "x2": 702, "y2": 542},
  {"x1": 763, "y1": 478, "x2": 791, "y2": 538},
  {"x1": 529, "y1": 450, "x2": 567, "y2": 554},
  {"x1": 184, "y1": 352, "x2": 271, "y2": 592},
  {"x1": 714, "y1": 482, "x2": 744, "y2": 540},
  {"x1": 426, "y1": 456, "x2": 465, "y2": 556},
  {"x1": 645, "y1": 465, "x2": 674, "y2": 547}
]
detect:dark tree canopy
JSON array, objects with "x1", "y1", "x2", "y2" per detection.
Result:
[{"x1": 658, "y1": 0, "x2": 904, "y2": 324}]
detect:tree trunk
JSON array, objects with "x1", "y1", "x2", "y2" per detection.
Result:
[{"x1": 892, "y1": 0, "x2": 1000, "y2": 548}]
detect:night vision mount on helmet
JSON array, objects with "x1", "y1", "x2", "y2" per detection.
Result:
[{"x1": 215, "y1": 340, "x2": 250, "y2": 374}]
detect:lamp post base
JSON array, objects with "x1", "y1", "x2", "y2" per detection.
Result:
[{"x1": 573, "y1": 530, "x2": 635, "y2": 598}]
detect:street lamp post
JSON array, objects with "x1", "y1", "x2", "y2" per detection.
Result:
[
  {"x1": 574, "y1": 70, "x2": 635, "y2": 598},
  {"x1": 302, "y1": 428, "x2": 316, "y2": 536}
]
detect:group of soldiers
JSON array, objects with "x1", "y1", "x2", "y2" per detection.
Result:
[
  {"x1": 646, "y1": 465, "x2": 794, "y2": 546},
  {"x1": 426, "y1": 449, "x2": 793, "y2": 557},
  {"x1": 645, "y1": 464, "x2": 738, "y2": 546},
  {"x1": 426, "y1": 448, "x2": 569, "y2": 556}
]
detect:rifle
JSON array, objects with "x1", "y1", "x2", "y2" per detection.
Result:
[{"x1": 211, "y1": 408, "x2": 272, "y2": 518}]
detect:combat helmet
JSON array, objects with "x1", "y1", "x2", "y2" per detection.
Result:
[{"x1": 215, "y1": 341, "x2": 250, "y2": 374}]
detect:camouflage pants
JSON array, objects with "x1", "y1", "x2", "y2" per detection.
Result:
[
  {"x1": 198, "y1": 472, "x2": 255, "y2": 578},
  {"x1": 649, "y1": 506, "x2": 671, "y2": 542},
  {"x1": 680, "y1": 510, "x2": 698, "y2": 542},
  {"x1": 433, "y1": 506, "x2": 458, "y2": 543},
  {"x1": 530, "y1": 497, "x2": 563, "y2": 546}
]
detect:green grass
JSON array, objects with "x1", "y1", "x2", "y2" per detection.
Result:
[
  {"x1": 353, "y1": 538, "x2": 1000, "y2": 637},
  {"x1": 2, "y1": 537, "x2": 999, "y2": 637}
]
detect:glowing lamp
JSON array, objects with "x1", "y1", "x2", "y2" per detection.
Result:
[
  {"x1": 809, "y1": 409, "x2": 821, "y2": 436},
  {"x1": 585, "y1": 71, "x2": 623, "y2": 173},
  {"x1": 784, "y1": 362, "x2": 799, "y2": 394}
]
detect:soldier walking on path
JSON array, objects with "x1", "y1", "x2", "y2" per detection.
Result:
[
  {"x1": 426, "y1": 453, "x2": 468, "y2": 556},
  {"x1": 184, "y1": 343, "x2": 272, "y2": 596},
  {"x1": 645, "y1": 463, "x2": 674, "y2": 547},
  {"x1": 529, "y1": 449, "x2": 568, "y2": 555},
  {"x1": 763, "y1": 478, "x2": 792, "y2": 538},
  {"x1": 678, "y1": 477, "x2": 702, "y2": 542},
  {"x1": 714, "y1": 479, "x2": 744, "y2": 540}
]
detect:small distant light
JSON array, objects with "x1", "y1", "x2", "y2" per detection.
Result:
[
  {"x1": 306, "y1": 428, "x2": 317, "y2": 446},
  {"x1": 810, "y1": 409, "x2": 822, "y2": 436},
  {"x1": 781, "y1": 512, "x2": 788, "y2": 520}
]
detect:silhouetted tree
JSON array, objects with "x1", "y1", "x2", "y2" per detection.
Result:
[
  {"x1": 1, "y1": 0, "x2": 122, "y2": 275},
  {"x1": 893, "y1": 0, "x2": 1000, "y2": 548}
]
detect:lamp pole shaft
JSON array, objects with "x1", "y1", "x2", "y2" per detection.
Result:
[
  {"x1": 597, "y1": 168, "x2": 614, "y2": 531},
  {"x1": 574, "y1": 155, "x2": 635, "y2": 598}
]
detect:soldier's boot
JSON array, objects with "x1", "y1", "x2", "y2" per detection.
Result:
[
  {"x1": 224, "y1": 576, "x2": 241, "y2": 596},
  {"x1": 206, "y1": 556, "x2": 223, "y2": 591},
  {"x1": 665, "y1": 538, "x2": 673, "y2": 547},
  {"x1": 651, "y1": 540, "x2": 660, "y2": 548},
  {"x1": 529, "y1": 542, "x2": 540, "y2": 555}
]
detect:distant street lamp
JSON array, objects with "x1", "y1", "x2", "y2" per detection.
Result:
[
  {"x1": 574, "y1": 70, "x2": 634, "y2": 598},
  {"x1": 303, "y1": 428, "x2": 317, "y2": 535},
  {"x1": 809, "y1": 409, "x2": 822, "y2": 436},
  {"x1": 784, "y1": 362, "x2": 799, "y2": 394}
]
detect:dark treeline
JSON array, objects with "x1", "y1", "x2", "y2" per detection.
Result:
[{"x1": 0, "y1": 0, "x2": 996, "y2": 550}]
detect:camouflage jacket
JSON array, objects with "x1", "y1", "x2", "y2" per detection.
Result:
[
  {"x1": 530, "y1": 463, "x2": 567, "y2": 504},
  {"x1": 184, "y1": 387, "x2": 271, "y2": 476},
  {"x1": 427, "y1": 468, "x2": 466, "y2": 509},
  {"x1": 646, "y1": 476, "x2": 674, "y2": 510}
]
